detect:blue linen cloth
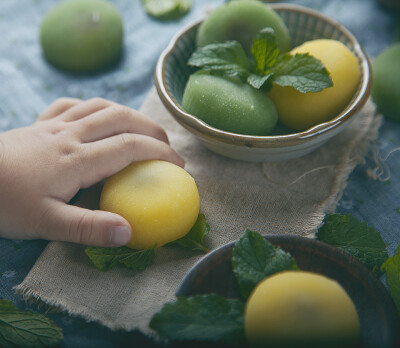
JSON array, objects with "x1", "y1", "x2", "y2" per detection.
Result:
[{"x1": 0, "y1": 0, "x2": 399, "y2": 346}]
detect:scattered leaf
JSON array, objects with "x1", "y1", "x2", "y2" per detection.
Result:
[
  {"x1": 316, "y1": 214, "x2": 388, "y2": 273},
  {"x1": 0, "y1": 299, "x2": 63, "y2": 348},
  {"x1": 381, "y1": 245, "x2": 400, "y2": 313},
  {"x1": 150, "y1": 294, "x2": 246, "y2": 345},
  {"x1": 0, "y1": 299, "x2": 16, "y2": 312}
]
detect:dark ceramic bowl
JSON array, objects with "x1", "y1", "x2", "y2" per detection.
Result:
[{"x1": 177, "y1": 235, "x2": 400, "y2": 348}]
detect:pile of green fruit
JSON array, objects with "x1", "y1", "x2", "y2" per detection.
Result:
[{"x1": 182, "y1": 0, "x2": 361, "y2": 134}]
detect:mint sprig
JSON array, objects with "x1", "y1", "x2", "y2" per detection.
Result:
[
  {"x1": 0, "y1": 299, "x2": 63, "y2": 348},
  {"x1": 188, "y1": 27, "x2": 333, "y2": 92},
  {"x1": 85, "y1": 246, "x2": 155, "y2": 271},
  {"x1": 232, "y1": 230, "x2": 299, "y2": 299}
]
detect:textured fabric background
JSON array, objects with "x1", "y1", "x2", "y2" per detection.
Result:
[
  {"x1": 14, "y1": 93, "x2": 379, "y2": 334},
  {"x1": 1, "y1": 0, "x2": 400, "y2": 347}
]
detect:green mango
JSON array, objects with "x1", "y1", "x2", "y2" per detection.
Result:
[
  {"x1": 40, "y1": 0, "x2": 123, "y2": 72},
  {"x1": 372, "y1": 43, "x2": 400, "y2": 122},
  {"x1": 182, "y1": 74, "x2": 278, "y2": 136},
  {"x1": 196, "y1": 0, "x2": 291, "y2": 54}
]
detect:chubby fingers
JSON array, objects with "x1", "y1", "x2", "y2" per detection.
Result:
[
  {"x1": 78, "y1": 134, "x2": 185, "y2": 188},
  {"x1": 38, "y1": 201, "x2": 132, "y2": 247},
  {"x1": 37, "y1": 97, "x2": 82, "y2": 121},
  {"x1": 73, "y1": 104, "x2": 169, "y2": 144},
  {"x1": 59, "y1": 97, "x2": 114, "y2": 122}
]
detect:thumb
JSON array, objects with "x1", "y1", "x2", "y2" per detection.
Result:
[{"x1": 39, "y1": 202, "x2": 132, "y2": 247}]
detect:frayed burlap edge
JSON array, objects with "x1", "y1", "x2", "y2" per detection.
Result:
[{"x1": 14, "y1": 102, "x2": 383, "y2": 335}]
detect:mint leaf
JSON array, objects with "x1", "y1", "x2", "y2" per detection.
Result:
[
  {"x1": 188, "y1": 41, "x2": 251, "y2": 80},
  {"x1": 150, "y1": 294, "x2": 245, "y2": 345},
  {"x1": 118, "y1": 248, "x2": 155, "y2": 269},
  {"x1": 232, "y1": 230, "x2": 299, "y2": 299},
  {"x1": 85, "y1": 246, "x2": 155, "y2": 271},
  {"x1": 251, "y1": 27, "x2": 279, "y2": 75},
  {"x1": 396, "y1": 20, "x2": 400, "y2": 42},
  {"x1": 271, "y1": 53, "x2": 333, "y2": 93},
  {"x1": 247, "y1": 73, "x2": 272, "y2": 89},
  {"x1": 0, "y1": 300, "x2": 16, "y2": 312},
  {"x1": 143, "y1": 0, "x2": 190, "y2": 20},
  {"x1": 316, "y1": 214, "x2": 388, "y2": 273},
  {"x1": 0, "y1": 299, "x2": 63, "y2": 348},
  {"x1": 170, "y1": 214, "x2": 210, "y2": 253},
  {"x1": 382, "y1": 245, "x2": 400, "y2": 313}
]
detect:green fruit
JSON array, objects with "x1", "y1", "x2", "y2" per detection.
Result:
[
  {"x1": 143, "y1": 0, "x2": 191, "y2": 21},
  {"x1": 196, "y1": 0, "x2": 291, "y2": 54},
  {"x1": 40, "y1": 0, "x2": 123, "y2": 72},
  {"x1": 182, "y1": 74, "x2": 278, "y2": 135},
  {"x1": 372, "y1": 43, "x2": 400, "y2": 122}
]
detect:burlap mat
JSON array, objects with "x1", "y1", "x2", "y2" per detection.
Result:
[{"x1": 15, "y1": 89, "x2": 380, "y2": 334}]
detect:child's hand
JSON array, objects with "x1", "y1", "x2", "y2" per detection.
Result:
[{"x1": 0, "y1": 98, "x2": 184, "y2": 247}]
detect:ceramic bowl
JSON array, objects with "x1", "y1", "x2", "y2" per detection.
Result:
[
  {"x1": 155, "y1": 4, "x2": 372, "y2": 162},
  {"x1": 177, "y1": 235, "x2": 400, "y2": 348}
]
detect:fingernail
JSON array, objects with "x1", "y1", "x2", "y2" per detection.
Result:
[{"x1": 109, "y1": 225, "x2": 132, "y2": 246}]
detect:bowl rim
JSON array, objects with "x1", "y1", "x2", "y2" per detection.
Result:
[
  {"x1": 175, "y1": 234, "x2": 400, "y2": 348},
  {"x1": 177, "y1": 234, "x2": 378, "y2": 297},
  {"x1": 155, "y1": 3, "x2": 372, "y2": 148}
]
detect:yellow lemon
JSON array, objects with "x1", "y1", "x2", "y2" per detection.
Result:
[
  {"x1": 100, "y1": 160, "x2": 200, "y2": 250},
  {"x1": 245, "y1": 271, "x2": 360, "y2": 347},
  {"x1": 268, "y1": 39, "x2": 360, "y2": 131}
]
